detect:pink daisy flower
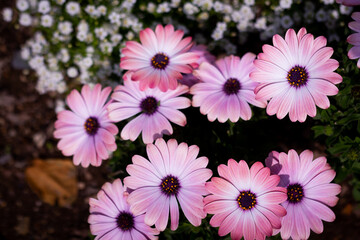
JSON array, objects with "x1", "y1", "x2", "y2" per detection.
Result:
[
  {"x1": 204, "y1": 159, "x2": 287, "y2": 240},
  {"x1": 251, "y1": 28, "x2": 342, "y2": 122},
  {"x1": 120, "y1": 24, "x2": 199, "y2": 92},
  {"x1": 191, "y1": 54, "x2": 267, "y2": 122},
  {"x1": 265, "y1": 150, "x2": 342, "y2": 239},
  {"x1": 54, "y1": 84, "x2": 118, "y2": 167},
  {"x1": 124, "y1": 138, "x2": 212, "y2": 231},
  {"x1": 336, "y1": 0, "x2": 360, "y2": 6},
  {"x1": 88, "y1": 179, "x2": 159, "y2": 240},
  {"x1": 348, "y1": 12, "x2": 360, "y2": 68},
  {"x1": 107, "y1": 73, "x2": 190, "y2": 144}
]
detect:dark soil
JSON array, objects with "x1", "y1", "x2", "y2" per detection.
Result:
[{"x1": 0, "y1": 1, "x2": 359, "y2": 240}]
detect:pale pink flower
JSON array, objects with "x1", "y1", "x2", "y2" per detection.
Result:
[
  {"x1": 348, "y1": 12, "x2": 360, "y2": 67},
  {"x1": 191, "y1": 54, "x2": 266, "y2": 122},
  {"x1": 124, "y1": 138, "x2": 212, "y2": 231},
  {"x1": 336, "y1": 0, "x2": 360, "y2": 6},
  {"x1": 108, "y1": 73, "x2": 190, "y2": 144},
  {"x1": 120, "y1": 24, "x2": 199, "y2": 92},
  {"x1": 204, "y1": 159, "x2": 287, "y2": 240},
  {"x1": 88, "y1": 179, "x2": 159, "y2": 240},
  {"x1": 54, "y1": 84, "x2": 118, "y2": 167},
  {"x1": 251, "y1": 28, "x2": 342, "y2": 122},
  {"x1": 266, "y1": 150, "x2": 342, "y2": 240}
]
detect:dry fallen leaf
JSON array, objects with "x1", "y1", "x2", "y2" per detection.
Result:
[{"x1": 25, "y1": 159, "x2": 77, "y2": 207}]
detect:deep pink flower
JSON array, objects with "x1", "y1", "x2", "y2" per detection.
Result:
[
  {"x1": 266, "y1": 150, "x2": 341, "y2": 240},
  {"x1": 124, "y1": 138, "x2": 212, "y2": 231},
  {"x1": 251, "y1": 28, "x2": 342, "y2": 122},
  {"x1": 348, "y1": 12, "x2": 360, "y2": 68},
  {"x1": 107, "y1": 73, "x2": 190, "y2": 144},
  {"x1": 204, "y1": 159, "x2": 287, "y2": 240},
  {"x1": 120, "y1": 24, "x2": 199, "y2": 92},
  {"x1": 336, "y1": 0, "x2": 360, "y2": 6},
  {"x1": 88, "y1": 179, "x2": 159, "y2": 240},
  {"x1": 54, "y1": 84, "x2": 118, "y2": 167},
  {"x1": 179, "y1": 44, "x2": 216, "y2": 87},
  {"x1": 191, "y1": 54, "x2": 266, "y2": 122}
]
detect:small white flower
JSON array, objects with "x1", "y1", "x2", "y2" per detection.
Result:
[
  {"x1": 19, "y1": 13, "x2": 32, "y2": 26},
  {"x1": 216, "y1": 22, "x2": 227, "y2": 32},
  {"x1": 244, "y1": 0, "x2": 255, "y2": 5},
  {"x1": 29, "y1": 56, "x2": 44, "y2": 69},
  {"x1": 132, "y1": 22, "x2": 143, "y2": 33},
  {"x1": 100, "y1": 42, "x2": 113, "y2": 54},
  {"x1": 126, "y1": 31, "x2": 134, "y2": 40},
  {"x1": 55, "y1": 99, "x2": 65, "y2": 113},
  {"x1": 223, "y1": 15, "x2": 231, "y2": 23},
  {"x1": 66, "y1": 2, "x2": 80, "y2": 16},
  {"x1": 111, "y1": 34, "x2": 123, "y2": 44},
  {"x1": 59, "y1": 49, "x2": 69, "y2": 63},
  {"x1": 97, "y1": 5, "x2": 107, "y2": 16},
  {"x1": 31, "y1": 42, "x2": 43, "y2": 54},
  {"x1": 20, "y1": 47, "x2": 30, "y2": 60},
  {"x1": 184, "y1": 3, "x2": 199, "y2": 15},
  {"x1": 171, "y1": 0, "x2": 181, "y2": 8},
  {"x1": 56, "y1": 81, "x2": 66, "y2": 94},
  {"x1": 200, "y1": 0, "x2": 213, "y2": 11},
  {"x1": 157, "y1": 2, "x2": 170, "y2": 13},
  {"x1": 38, "y1": 1, "x2": 51, "y2": 14},
  {"x1": 108, "y1": 12, "x2": 121, "y2": 25},
  {"x1": 340, "y1": 5, "x2": 353, "y2": 15},
  {"x1": 211, "y1": 29, "x2": 223, "y2": 40},
  {"x1": 2, "y1": 8, "x2": 12, "y2": 22},
  {"x1": 236, "y1": 21, "x2": 249, "y2": 32},
  {"x1": 41, "y1": 15, "x2": 53, "y2": 27},
  {"x1": 280, "y1": 15, "x2": 294, "y2": 29},
  {"x1": 80, "y1": 57, "x2": 93, "y2": 69},
  {"x1": 315, "y1": 9, "x2": 327, "y2": 22},
  {"x1": 77, "y1": 20, "x2": 89, "y2": 33},
  {"x1": 279, "y1": 0, "x2": 292, "y2": 9},
  {"x1": 76, "y1": 31, "x2": 87, "y2": 41},
  {"x1": 85, "y1": 5, "x2": 100, "y2": 17},
  {"x1": 213, "y1": 1, "x2": 223, "y2": 12},
  {"x1": 223, "y1": 4, "x2": 232, "y2": 14},
  {"x1": 122, "y1": 17, "x2": 133, "y2": 28},
  {"x1": 67, "y1": 67, "x2": 78, "y2": 78},
  {"x1": 94, "y1": 27, "x2": 108, "y2": 40},
  {"x1": 58, "y1": 21, "x2": 73, "y2": 35},
  {"x1": 322, "y1": 0, "x2": 334, "y2": 4},
  {"x1": 254, "y1": 17, "x2": 267, "y2": 30},
  {"x1": 17, "y1": 0, "x2": 29, "y2": 12},
  {"x1": 330, "y1": 10, "x2": 339, "y2": 20},
  {"x1": 86, "y1": 46, "x2": 94, "y2": 55},
  {"x1": 231, "y1": 11, "x2": 242, "y2": 23},
  {"x1": 198, "y1": 12, "x2": 209, "y2": 21},
  {"x1": 147, "y1": 2, "x2": 156, "y2": 13},
  {"x1": 47, "y1": 57, "x2": 59, "y2": 70},
  {"x1": 239, "y1": 5, "x2": 255, "y2": 20}
]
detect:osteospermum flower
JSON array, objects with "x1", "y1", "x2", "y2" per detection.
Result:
[
  {"x1": 265, "y1": 150, "x2": 341, "y2": 239},
  {"x1": 204, "y1": 159, "x2": 287, "y2": 240},
  {"x1": 108, "y1": 73, "x2": 190, "y2": 144},
  {"x1": 88, "y1": 179, "x2": 159, "y2": 240},
  {"x1": 348, "y1": 12, "x2": 360, "y2": 68},
  {"x1": 191, "y1": 54, "x2": 267, "y2": 122},
  {"x1": 336, "y1": 0, "x2": 360, "y2": 6},
  {"x1": 54, "y1": 84, "x2": 118, "y2": 167},
  {"x1": 124, "y1": 138, "x2": 212, "y2": 231},
  {"x1": 120, "y1": 24, "x2": 199, "y2": 92},
  {"x1": 251, "y1": 28, "x2": 342, "y2": 122}
]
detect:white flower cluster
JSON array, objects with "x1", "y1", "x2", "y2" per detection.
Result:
[{"x1": 4, "y1": 0, "x2": 351, "y2": 95}]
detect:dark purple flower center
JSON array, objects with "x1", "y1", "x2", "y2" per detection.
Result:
[
  {"x1": 237, "y1": 190, "x2": 256, "y2": 210},
  {"x1": 84, "y1": 117, "x2": 99, "y2": 135},
  {"x1": 287, "y1": 183, "x2": 304, "y2": 203},
  {"x1": 160, "y1": 175, "x2": 180, "y2": 196},
  {"x1": 116, "y1": 211, "x2": 134, "y2": 231},
  {"x1": 223, "y1": 78, "x2": 241, "y2": 95},
  {"x1": 287, "y1": 66, "x2": 308, "y2": 87},
  {"x1": 151, "y1": 53, "x2": 169, "y2": 70},
  {"x1": 140, "y1": 96, "x2": 158, "y2": 115}
]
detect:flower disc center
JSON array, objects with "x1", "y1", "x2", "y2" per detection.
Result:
[
  {"x1": 287, "y1": 66, "x2": 308, "y2": 87},
  {"x1": 237, "y1": 190, "x2": 256, "y2": 210},
  {"x1": 151, "y1": 53, "x2": 169, "y2": 70},
  {"x1": 223, "y1": 78, "x2": 241, "y2": 95},
  {"x1": 84, "y1": 117, "x2": 99, "y2": 135},
  {"x1": 160, "y1": 175, "x2": 180, "y2": 196},
  {"x1": 140, "y1": 96, "x2": 158, "y2": 115},
  {"x1": 117, "y1": 212, "x2": 134, "y2": 231},
  {"x1": 287, "y1": 183, "x2": 304, "y2": 203}
]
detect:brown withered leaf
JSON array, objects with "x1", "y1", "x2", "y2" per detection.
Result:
[{"x1": 25, "y1": 159, "x2": 77, "y2": 207}]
